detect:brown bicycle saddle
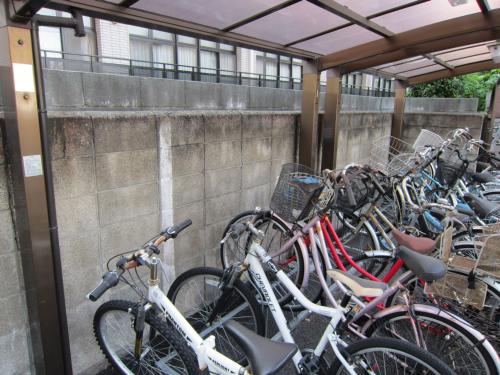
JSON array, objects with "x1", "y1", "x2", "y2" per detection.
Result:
[{"x1": 391, "y1": 229, "x2": 436, "y2": 255}]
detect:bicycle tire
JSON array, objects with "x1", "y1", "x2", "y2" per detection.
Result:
[
  {"x1": 363, "y1": 307, "x2": 498, "y2": 375},
  {"x1": 220, "y1": 209, "x2": 305, "y2": 307},
  {"x1": 94, "y1": 299, "x2": 201, "y2": 375},
  {"x1": 167, "y1": 267, "x2": 265, "y2": 364},
  {"x1": 386, "y1": 271, "x2": 500, "y2": 348},
  {"x1": 327, "y1": 337, "x2": 455, "y2": 374}
]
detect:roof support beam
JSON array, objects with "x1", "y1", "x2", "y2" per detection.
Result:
[
  {"x1": 424, "y1": 54, "x2": 454, "y2": 70},
  {"x1": 407, "y1": 60, "x2": 500, "y2": 85},
  {"x1": 222, "y1": 0, "x2": 300, "y2": 32},
  {"x1": 321, "y1": 68, "x2": 342, "y2": 169},
  {"x1": 285, "y1": 0, "x2": 429, "y2": 47},
  {"x1": 306, "y1": 0, "x2": 394, "y2": 37},
  {"x1": 476, "y1": 0, "x2": 490, "y2": 13},
  {"x1": 299, "y1": 61, "x2": 321, "y2": 169},
  {"x1": 391, "y1": 80, "x2": 407, "y2": 141},
  {"x1": 119, "y1": 0, "x2": 141, "y2": 8},
  {"x1": 319, "y1": 9, "x2": 500, "y2": 71},
  {"x1": 47, "y1": 0, "x2": 319, "y2": 59}
]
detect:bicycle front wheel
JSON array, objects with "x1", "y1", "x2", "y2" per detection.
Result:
[
  {"x1": 328, "y1": 337, "x2": 454, "y2": 374},
  {"x1": 220, "y1": 209, "x2": 305, "y2": 307},
  {"x1": 94, "y1": 299, "x2": 200, "y2": 375}
]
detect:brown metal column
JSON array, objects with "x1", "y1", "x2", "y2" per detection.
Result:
[
  {"x1": 391, "y1": 80, "x2": 407, "y2": 140},
  {"x1": 482, "y1": 80, "x2": 500, "y2": 145},
  {"x1": 0, "y1": 9, "x2": 71, "y2": 374},
  {"x1": 299, "y1": 60, "x2": 320, "y2": 169},
  {"x1": 321, "y1": 68, "x2": 342, "y2": 169}
]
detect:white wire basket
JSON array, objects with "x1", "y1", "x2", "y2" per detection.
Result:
[
  {"x1": 368, "y1": 136, "x2": 417, "y2": 177},
  {"x1": 413, "y1": 129, "x2": 443, "y2": 151}
]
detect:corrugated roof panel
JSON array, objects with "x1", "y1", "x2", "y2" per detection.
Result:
[
  {"x1": 435, "y1": 43, "x2": 491, "y2": 61},
  {"x1": 132, "y1": 0, "x2": 285, "y2": 29},
  {"x1": 399, "y1": 63, "x2": 444, "y2": 77},
  {"x1": 233, "y1": 1, "x2": 348, "y2": 45},
  {"x1": 371, "y1": 0, "x2": 479, "y2": 33},
  {"x1": 292, "y1": 24, "x2": 382, "y2": 55}
]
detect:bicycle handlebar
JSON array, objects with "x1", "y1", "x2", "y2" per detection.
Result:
[{"x1": 87, "y1": 219, "x2": 193, "y2": 301}]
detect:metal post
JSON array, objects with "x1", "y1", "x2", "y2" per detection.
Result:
[
  {"x1": 173, "y1": 34, "x2": 178, "y2": 79},
  {"x1": 391, "y1": 80, "x2": 407, "y2": 140},
  {"x1": 0, "y1": 18, "x2": 72, "y2": 375},
  {"x1": 321, "y1": 68, "x2": 342, "y2": 169},
  {"x1": 276, "y1": 56, "x2": 280, "y2": 88},
  {"x1": 481, "y1": 80, "x2": 500, "y2": 146},
  {"x1": 299, "y1": 60, "x2": 321, "y2": 170}
]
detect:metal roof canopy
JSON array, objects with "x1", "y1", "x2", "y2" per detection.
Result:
[{"x1": 10, "y1": 0, "x2": 500, "y2": 84}]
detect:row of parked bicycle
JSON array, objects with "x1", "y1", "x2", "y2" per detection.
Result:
[{"x1": 88, "y1": 128, "x2": 500, "y2": 374}]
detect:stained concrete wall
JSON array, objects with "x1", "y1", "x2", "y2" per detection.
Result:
[
  {"x1": 0, "y1": 122, "x2": 36, "y2": 375},
  {"x1": 48, "y1": 110, "x2": 296, "y2": 374},
  {"x1": 331, "y1": 112, "x2": 393, "y2": 168},
  {"x1": 401, "y1": 112, "x2": 484, "y2": 146},
  {"x1": 43, "y1": 69, "x2": 481, "y2": 114},
  {"x1": 43, "y1": 69, "x2": 301, "y2": 112}
]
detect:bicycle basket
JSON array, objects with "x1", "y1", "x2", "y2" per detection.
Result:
[
  {"x1": 270, "y1": 163, "x2": 324, "y2": 223},
  {"x1": 413, "y1": 129, "x2": 443, "y2": 151},
  {"x1": 435, "y1": 158, "x2": 466, "y2": 186},
  {"x1": 369, "y1": 136, "x2": 417, "y2": 177},
  {"x1": 424, "y1": 272, "x2": 488, "y2": 310}
]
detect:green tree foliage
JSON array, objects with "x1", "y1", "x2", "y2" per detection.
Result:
[{"x1": 407, "y1": 69, "x2": 500, "y2": 111}]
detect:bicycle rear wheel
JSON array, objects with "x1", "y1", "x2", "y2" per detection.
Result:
[
  {"x1": 167, "y1": 267, "x2": 264, "y2": 365},
  {"x1": 364, "y1": 307, "x2": 498, "y2": 375},
  {"x1": 94, "y1": 299, "x2": 200, "y2": 375},
  {"x1": 328, "y1": 337, "x2": 454, "y2": 374}
]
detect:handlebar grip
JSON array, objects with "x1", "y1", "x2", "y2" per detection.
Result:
[
  {"x1": 166, "y1": 219, "x2": 192, "y2": 238},
  {"x1": 87, "y1": 271, "x2": 120, "y2": 302}
]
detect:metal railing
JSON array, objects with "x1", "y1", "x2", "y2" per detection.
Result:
[{"x1": 40, "y1": 50, "x2": 394, "y2": 97}]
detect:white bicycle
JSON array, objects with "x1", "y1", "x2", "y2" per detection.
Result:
[{"x1": 88, "y1": 219, "x2": 455, "y2": 374}]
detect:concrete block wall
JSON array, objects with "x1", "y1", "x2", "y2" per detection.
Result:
[
  {"x1": 330, "y1": 112, "x2": 393, "y2": 168},
  {"x1": 405, "y1": 97, "x2": 479, "y2": 113},
  {"x1": 157, "y1": 111, "x2": 296, "y2": 274},
  {"x1": 0, "y1": 121, "x2": 35, "y2": 375},
  {"x1": 43, "y1": 70, "x2": 302, "y2": 112},
  {"x1": 49, "y1": 113, "x2": 161, "y2": 374},
  {"x1": 401, "y1": 112, "x2": 484, "y2": 146},
  {"x1": 47, "y1": 110, "x2": 296, "y2": 374},
  {"x1": 42, "y1": 69, "x2": 481, "y2": 114}
]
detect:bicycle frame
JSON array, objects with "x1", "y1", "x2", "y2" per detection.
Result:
[
  {"x1": 243, "y1": 239, "x2": 355, "y2": 374},
  {"x1": 146, "y1": 258, "x2": 250, "y2": 375}
]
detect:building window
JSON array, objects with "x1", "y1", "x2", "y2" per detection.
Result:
[
  {"x1": 199, "y1": 39, "x2": 236, "y2": 79},
  {"x1": 129, "y1": 26, "x2": 175, "y2": 71}
]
